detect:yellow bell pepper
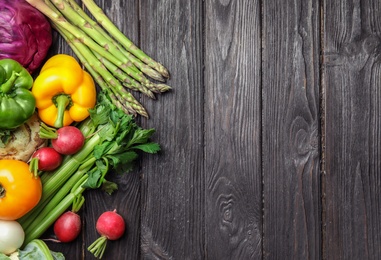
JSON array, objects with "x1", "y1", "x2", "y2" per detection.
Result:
[{"x1": 32, "y1": 54, "x2": 97, "y2": 128}]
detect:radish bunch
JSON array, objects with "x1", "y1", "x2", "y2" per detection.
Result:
[
  {"x1": 31, "y1": 125, "x2": 85, "y2": 173},
  {"x1": 53, "y1": 208, "x2": 126, "y2": 258}
]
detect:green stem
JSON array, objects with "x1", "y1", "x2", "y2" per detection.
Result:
[
  {"x1": 82, "y1": 0, "x2": 170, "y2": 79},
  {"x1": 87, "y1": 236, "x2": 108, "y2": 259},
  {"x1": 20, "y1": 156, "x2": 95, "y2": 231},
  {"x1": 39, "y1": 122, "x2": 58, "y2": 139},
  {"x1": 23, "y1": 166, "x2": 89, "y2": 233},
  {"x1": 20, "y1": 133, "x2": 100, "y2": 229},
  {"x1": 107, "y1": 90, "x2": 136, "y2": 115},
  {"x1": 113, "y1": 87, "x2": 148, "y2": 118},
  {"x1": 41, "y1": 134, "x2": 100, "y2": 202},
  {"x1": 1, "y1": 71, "x2": 19, "y2": 93},
  {"x1": 77, "y1": 117, "x2": 96, "y2": 138},
  {"x1": 29, "y1": 158, "x2": 40, "y2": 178},
  {"x1": 93, "y1": 51, "x2": 156, "y2": 99},
  {"x1": 50, "y1": 0, "x2": 128, "y2": 65},
  {"x1": 23, "y1": 174, "x2": 88, "y2": 246},
  {"x1": 72, "y1": 194, "x2": 85, "y2": 213},
  {"x1": 26, "y1": 0, "x2": 130, "y2": 78},
  {"x1": 54, "y1": 94, "x2": 70, "y2": 128},
  {"x1": 23, "y1": 239, "x2": 54, "y2": 260},
  {"x1": 66, "y1": 0, "x2": 166, "y2": 82}
]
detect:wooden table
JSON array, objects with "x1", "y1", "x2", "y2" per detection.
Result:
[{"x1": 45, "y1": 0, "x2": 381, "y2": 259}]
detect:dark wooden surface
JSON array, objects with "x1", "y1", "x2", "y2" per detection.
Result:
[{"x1": 45, "y1": 0, "x2": 381, "y2": 259}]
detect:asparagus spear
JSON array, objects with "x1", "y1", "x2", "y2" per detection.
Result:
[
  {"x1": 26, "y1": 0, "x2": 170, "y2": 118},
  {"x1": 55, "y1": 23, "x2": 148, "y2": 117},
  {"x1": 82, "y1": 0, "x2": 170, "y2": 78}
]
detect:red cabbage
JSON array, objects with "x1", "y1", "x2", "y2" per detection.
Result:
[{"x1": 0, "y1": 0, "x2": 52, "y2": 73}]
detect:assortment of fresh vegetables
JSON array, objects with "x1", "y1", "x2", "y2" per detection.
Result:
[
  {"x1": 88, "y1": 210, "x2": 126, "y2": 259},
  {"x1": 0, "y1": 0, "x2": 170, "y2": 258},
  {"x1": 25, "y1": 0, "x2": 171, "y2": 117},
  {"x1": 32, "y1": 54, "x2": 97, "y2": 128},
  {"x1": 19, "y1": 91, "x2": 160, "y2": 247},
  {"x1": 0, "y1": 0, "x2": 52, "y2": 74}
]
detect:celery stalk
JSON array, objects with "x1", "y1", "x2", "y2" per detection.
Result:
[
  {"x1": 21, "y1": 156, "x2": 95, "y2": 232},
  {"x1": 23, "y1": 175, "x2": 88, "y2": 246}
]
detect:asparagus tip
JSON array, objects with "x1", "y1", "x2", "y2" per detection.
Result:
[
  {"x1": 155, "y1": 83, "x2": 172, "y2": 93},
  {"x1": 141, "y1": 67, "x2": 166, "y2": 82}
]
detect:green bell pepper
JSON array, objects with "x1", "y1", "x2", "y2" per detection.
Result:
[{"x1": 0, "y1": 59, "x2": 36, "y2": 130}]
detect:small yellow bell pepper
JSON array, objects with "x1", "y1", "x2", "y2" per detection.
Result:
[{"x1": 32, "y1": 54, "x2": 97, "y2": 128}]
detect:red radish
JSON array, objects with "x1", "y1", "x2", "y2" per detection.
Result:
[
  {"x1": 53, "y1": 211, "x2": 82, "y2": 243},
  {"x1": 87, "y1": 210, "x2": 126, "y2": 259},
  {"x1": 31, "y1": 147, "x2": 62, "y2": 171},
  {"x1": 52, "y1": 126, "x2": 85, "y2": 155},
  {"x1": 96, "y1": 210, "x2": 125, "y2": 240}
]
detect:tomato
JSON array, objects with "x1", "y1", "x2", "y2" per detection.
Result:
[{"x1": 0, "y1": 160, "x2": 42, "y2": 220}]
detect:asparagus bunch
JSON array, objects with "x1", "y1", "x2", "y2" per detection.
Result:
[{"x1": 25, "y1": 0, "x2": 171, "y2": 118}]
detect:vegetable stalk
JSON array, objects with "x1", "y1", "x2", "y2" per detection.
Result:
[
  {"x1": 23, "y1": 174, "x2": 88, "y2": 245},
  {"x1": 81, "y1": 0, "x2": 170, "y2": 79}
]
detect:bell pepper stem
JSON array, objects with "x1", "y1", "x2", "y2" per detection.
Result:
[
  {"x1": 54, "y1": 94, "x2": 71, "y2": 128},
  {"x1": 0, "y1": 71, "x2": 19, "y2": 93},
  {"x1": 0, "y1": 184, "x2": 5, "y2": 199}
]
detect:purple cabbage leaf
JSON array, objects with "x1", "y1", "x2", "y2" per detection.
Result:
[{"x1": 0, "y1": 0, "x2": 52, "y2": 73}]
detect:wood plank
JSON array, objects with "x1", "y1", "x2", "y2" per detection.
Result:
[
  {"x1": 204, "y1": 0, "x2": 262, "y2": 259},
  {"x1": 262, "y1": 0, "x2": 322, "y2": 259},
  {"x1": 139, "y1": 1, "x2": 205, "y2": 259},
  {"x1": 322, "y1": 0, "x2": 381, "y2": 258}
]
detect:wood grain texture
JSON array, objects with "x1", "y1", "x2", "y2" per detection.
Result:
[
  {"x1": 204, "y1": 0, "x2": 262, "y2": 259},
  {"x1": 139, "y1": 1, "x2": 205, "y2": 259},
  {"x1": 322, "y1": 0, "x2": 381, "y2": 259},
  {"x1": 262, "y1": 0, "x2": 321, "y2": 259}
]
